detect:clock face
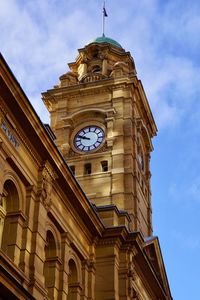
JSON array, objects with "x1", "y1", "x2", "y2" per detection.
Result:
[{"x1": 74, "y1": 126, "x2": 104, "y2": 152}]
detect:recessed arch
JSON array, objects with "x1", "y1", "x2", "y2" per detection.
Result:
[
  {"x1": 2, "y1": 171, "x2": 25, "y2": 213},
  {"x1": 67, "y1": 108, "x2": 107, "y2": 122},
  {"x1": 3, "y1": 180, "x2": 20, "y2": 212},
  {"x1": 67, "y1": 255, "x2": 82, "y2": 300},
  {"x1": 1, "y1": 178, "x2": 24, "y2": 263},
  {"x1": 44, "y1": 229, "x2": 60, "y2": 299},
  {"x1": 141, "y1": 125, "x2": 153, "y2": 152},
  {"x1": 45, "y1": 221, "x2": 61, "y2": 259},
  {"x1": 67, "y1": 252, "x2": 82, "y2": 284},
  {"x1": 68, "y1": 259, "x2": 78, "y2": 284},
  {"x1": 45, "y1": 230, "x2": 57, "y2": 259},
  {"x1": 136, "y1": 119, "x2": 153, "y2": 152}
]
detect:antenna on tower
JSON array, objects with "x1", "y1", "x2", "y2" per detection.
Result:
[{"x1": 102, "y1": 1, "x2": 108, "y2": 37}]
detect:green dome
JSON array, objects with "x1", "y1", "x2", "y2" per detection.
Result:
[{"x1": 89, "y1": 36, "x2": 122, "y2": 48}]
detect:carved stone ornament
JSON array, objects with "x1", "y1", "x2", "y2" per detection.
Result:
[
  {"x1": 128, "y1": 270, "x2": 138, "y2": 299},
  {"x1": 128, "y1": 280, "x2": 139, "y2": 299},
  {"x1": 59, "y1": 71, "x2": 78, "y2": 87},
  {"x1": 99, "y1": 49, "x2": 108, "y2": 60},
  {"x1": 128, "y1": 262, "x2": 136, "y2": 281},
  {"x1": 38, "y1": 161, "x2": 57, "y2": 211}
]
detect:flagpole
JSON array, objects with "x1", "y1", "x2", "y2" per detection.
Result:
[
  {"x1": 102, "y1": 1, "x2": 108, "y2": 37},
  {"x1": 102, "y1": 1, "x2": 105, "y2": 36}
]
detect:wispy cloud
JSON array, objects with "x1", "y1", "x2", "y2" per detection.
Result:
[
  {"x1": 1, "y1": 0, "x2": 200, "y2": 128},
  {"x1": 0, "y1": 0, "x2": 99, "y2": 122},
  {"x1": 172, "y1": 231, "x2": 200, "y2": 251},
  {"x1": 168, "y1": 176, "x2": 200, "y2": 204},
  {"x1": 107, "y1": 0, "x2": 200, "y2": 129}
]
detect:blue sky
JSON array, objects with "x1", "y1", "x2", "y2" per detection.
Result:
[{"x1": 1, "y1": 1, "x2": 200, "y2": 299}]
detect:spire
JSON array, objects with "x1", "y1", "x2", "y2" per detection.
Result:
[{"x1": 102, "y1": 1, "x2": 108, "y2": 37}]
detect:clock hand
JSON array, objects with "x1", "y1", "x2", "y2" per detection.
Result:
[{"x1": 77, "y1": 135, "x2": 90, "y2": 140}]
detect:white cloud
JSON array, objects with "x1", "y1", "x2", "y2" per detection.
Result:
[
  {"x1": 0, "y1": 0, "x2": 99, "y2": 120},
  {"x1": 168, "y1": 176, "x2": 200, "y2": 205},
  {"x1": 1, "y1": 0, "x2": 200, "y2": 130},
  {"x1": 187, "y1": 177, "x2": 200, "y2": 203},
  {"x1": 106, "y1": 0, "x2": 200, "y2": 129}
]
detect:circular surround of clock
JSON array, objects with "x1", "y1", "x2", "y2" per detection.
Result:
[{"x1": 74, "y1": 125, "x2": 105, "y2": 152}]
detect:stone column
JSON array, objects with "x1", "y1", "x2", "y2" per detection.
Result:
[
  {"x1": 102, "y1": 59, "x2": 108, "y2": 75},
  {"x1": 45, "y1": 258, "x2": 61, "y2": 299},
  {"x1": 19, "y1": 186, "x2": 35, "y2": 276},
  {"x1": 29, "y1": 162, "x2": 56, "y2": 299},
  {"x1": 59, "y1": 233, "x2": 71, "y2": 299},
  {"x1": 87, "y1": 261, "x2": 96, "y2": 300},
  {"x1": 95, "y1": 240, "x2": 119, "y2": 300}
]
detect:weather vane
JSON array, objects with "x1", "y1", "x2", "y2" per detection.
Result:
[{"x1": 102, "y1": 1, "x2": 108, "y2": 37}]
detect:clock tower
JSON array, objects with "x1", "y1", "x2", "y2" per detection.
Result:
[{"x1": 42, "y1": 36, "x2": 157, "y2": 237}]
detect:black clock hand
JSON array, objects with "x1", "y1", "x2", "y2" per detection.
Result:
[{"x1": 77, "y1": 135, "x2": 90, "y2": 140}]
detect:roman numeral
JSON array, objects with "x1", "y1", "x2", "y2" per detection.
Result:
[
  {"x1": 95, "y1": 141, "x2": 100, "y2": 148},
  {"x1": 83, "y1": 146, "x2": 89, "y2": 151}
]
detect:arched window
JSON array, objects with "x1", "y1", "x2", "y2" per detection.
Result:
[
  {"x1": 67, "y1": 259, "x2": 81, "y2": 300},
  {"x1": 44, "y1": 230, "x2": 59, "y2": 299},
  {"x1": 1, "y1": 180, "x2": 22, "y2": 264},
  {"x1": 91, "y1": 65, "x2": 101, "y2": 73}
]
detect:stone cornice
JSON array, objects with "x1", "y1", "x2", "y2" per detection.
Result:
[{"x1": 42, "y1": 77, "x2": 135, "y2": 101}]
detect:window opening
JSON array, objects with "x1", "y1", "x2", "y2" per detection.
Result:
[
  {"x1": 101, "y1": 161, "x2": 108, "y2": 172},
  {"x1": 92, "y1": 65, "x2": 101, "y2": 73},
  {"x1": 84, "y1": 163, "x2": 91, "y2": 175}
]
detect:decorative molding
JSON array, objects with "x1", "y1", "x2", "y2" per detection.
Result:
[
  {"x1": 97, "y1": 237, "x2": 122, "y2": 248},
  {"x1": 42, "y1": 92, "x2": 57, "y2": 111}
]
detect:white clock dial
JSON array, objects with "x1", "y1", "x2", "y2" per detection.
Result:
[{"x1": 74, "y1": 126, "x2": 104, "y2": 152}]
